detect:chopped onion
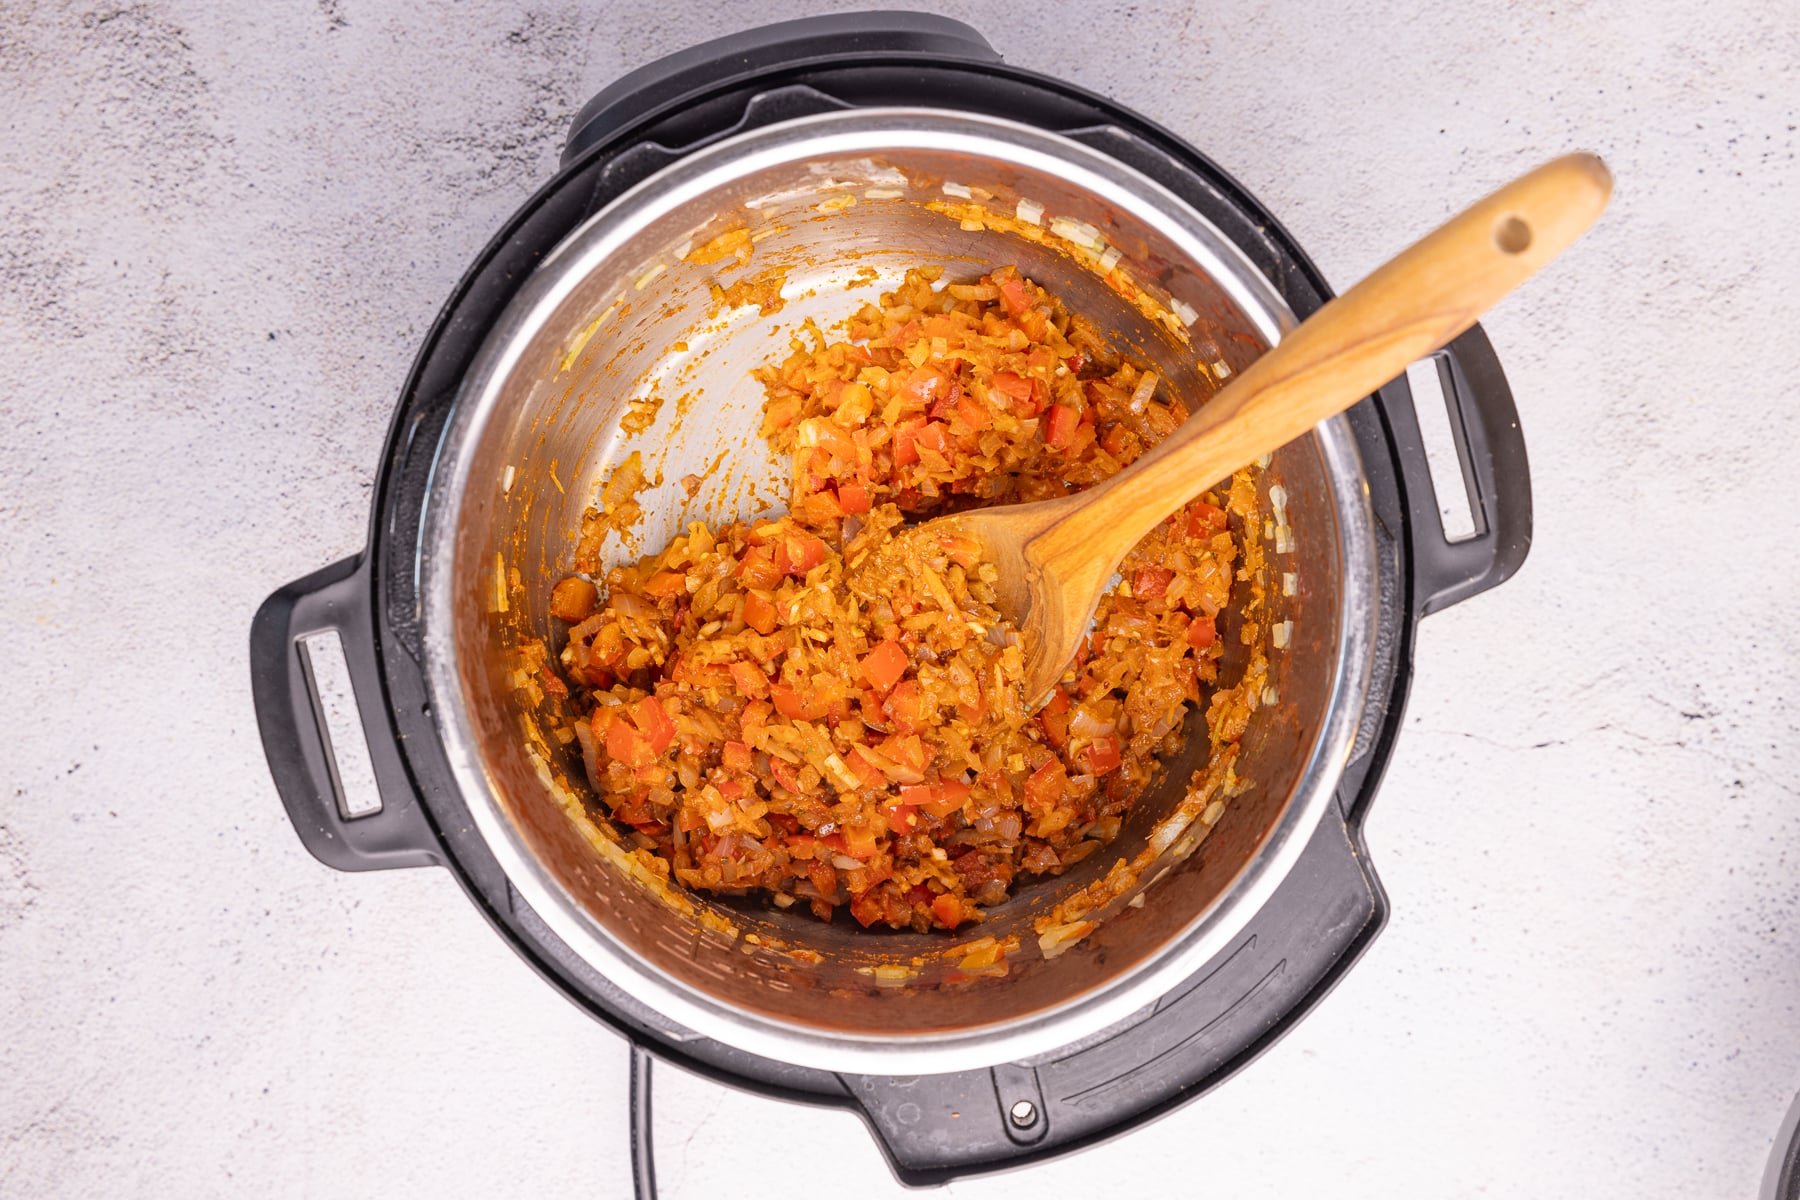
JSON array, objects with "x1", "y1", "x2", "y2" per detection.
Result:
[
  {"x1": 1038, "y1": 920, "x2": 1095, "y2": 959},
  {"x1": 572, "y1": 721, "x2": 602, "y2": 792},
  {"x1": 1149, "y1": 808, "x2": 1196, "y2": 856},
  {"x1": 1049, "y1": 216, "x2": 1101, "y2": 249},
  {"x1": 822, "y1": 752, "x2": 859, "y2": 791},
  {"x1": 941, "y1": 180, "x2": 972, "y2": 198},
  {"x1": 1069, "y1": 707, "x2": 1116, "y2": 738},
  {"x1": 1015, "y1": 197, "x2": 1044, "y2": 225},
  {"x1": 1129, "y1": 371, "x2": 1159, "y2": 413}
]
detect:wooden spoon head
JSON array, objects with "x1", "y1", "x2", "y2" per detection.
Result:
[{"x1": 930, "y1": 496, "x2": 1118, "y2": 708}]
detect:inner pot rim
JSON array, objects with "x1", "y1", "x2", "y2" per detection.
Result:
[{"x1": 419, "y1": 107, "x2": 1379, "y2": 1074}]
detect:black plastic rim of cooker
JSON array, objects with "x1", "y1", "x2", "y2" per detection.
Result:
[{"x1": 249, "y1": 11, "x2": 1533, "y2": 1188}]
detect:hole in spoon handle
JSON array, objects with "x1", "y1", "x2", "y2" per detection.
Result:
[{"x1": 1493, "y1": 214, "x2": 1532, "y2": 254}]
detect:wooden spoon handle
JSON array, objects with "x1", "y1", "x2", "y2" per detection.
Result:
[{"x1": 1059, "y1": 152, "x2": 1612, "y2": 551}]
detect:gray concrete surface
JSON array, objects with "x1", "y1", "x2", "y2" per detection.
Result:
[{"x1": 3, "y1": 1, "x2": 1797, "y2": 1196}]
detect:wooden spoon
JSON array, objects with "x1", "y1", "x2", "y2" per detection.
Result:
[{"x1": 928, "y1": 152, "x2": 1612, "y2": 705}]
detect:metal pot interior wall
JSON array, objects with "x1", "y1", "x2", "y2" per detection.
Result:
[{"x1": 427, "y1": 112, "x2": 1366, "y2": 1068}]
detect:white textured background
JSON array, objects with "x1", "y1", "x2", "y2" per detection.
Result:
[{"x1": 3, "y1": 2, "x2": 1796, "y2": 1197}]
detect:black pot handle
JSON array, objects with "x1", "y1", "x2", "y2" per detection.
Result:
[
  {"x1": 1386, "y1": 322, "x2": 1534, "y2": 615},
  {"x1": 250, "y1": 556, "x2": 442, "y2": 871}
]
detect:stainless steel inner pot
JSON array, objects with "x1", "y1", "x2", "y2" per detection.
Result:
[{"x1": 420, "y1": 109, "x2": 1377, "y2": 1075}]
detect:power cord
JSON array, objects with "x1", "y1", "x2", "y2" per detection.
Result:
[{"x1": 629, "y1": 1044, "x2": 659, "y2": 1200}]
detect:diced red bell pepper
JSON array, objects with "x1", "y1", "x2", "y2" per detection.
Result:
[
  {"x1": 721, "y1": 741, "x2": 753, "y2": 771},
  {"x1": 907, "y1": 778, "x2": 969, "y2": 820},
  {"x1": 883, "y1": 679, "x2": 927, "y2": 734},
  {"x1": 932, "y1": 892, "x2": 965, "y2": 929},
  {"x1": 589, "y1": 623, "x2": 625, "y2": 668},
  {"x1": 939, "y1": 534, "x2": 981, "y2": 570},
  {"x1": 880, "y1": 733, "x2": 929, "y2": 777},
  {"x1": 881, "y1": 801, "x2": 918, "y2": 834},
  {"x1": 605, "y1": 715, "x2": 656, "y2": 769},
  {"x1": 632, "y1": 696, "x2": 676, "y2": 754},
  {"x1": 1133, "y1": 566, "x2": 1174, "y2": 600},
  {"x1": 769, "y1": 758, "x2": 806, "y2": 794},
  {"x1": 643, "y1": 571, "x2": 687, "y2": 599},
  {"x1": 728, "y1": 660, "x2": 770, "y2": 699},
  {"x1": 1078, "y1": 733, "x2": 1122, "y2": 775},
  {"x1": 860, "y1": 640, "x2": 909, "y2": 692},
  {"x1": 892, "y1": 416, "x2": 928, "y2": 466},
  {"x1": 1023, "y1": 758, "x2": 1068, "y2": 812},
  {"x1": 912, "y1": 421, "x2": 951, "y2": 461},
  {"x1": 739, "y1": 700, "x2": 772, "y2": 731},
  {"x1": 990, "y1": 371, "x2": 1034, "y2": 407},
  {"x1": 998, "y1": 275, "x2": 1032, "y2": 317},
  {"x1": 741, "y1": 591, "x2": 779, "y2": 636},
  {"x1": 798, "y1": 489, "x2": 842, "y2": 524},
  {"x1": 737, "y1": 545, "x2": 783, "y2": 590},
  {"x1": 1186, "y1": 615, "x2": 1217, "y2": 649},
  {"x1": 847, "y1": 746, "x2": 888, "y2": 789},
  {"x1": 898, "y1": 369, "x2": 948, "y2": 410},
  {"x1": 1186, "y1": 500, "x2": 1228, "y2": 539},
  {"x1": 774, "y1": 534, "x2": 828, "y2": 577},
  {"x1": 547, "y1": 577, "x2": 598, "y2": 623},
  {"x1": 932, "y1": 779, "x2": 971, "y2": 808},
  {"x1": 812, "y1": 420, "x2": 859, "y2": 460},
  {"x1": 771, "y1": 683, "x2": 829, "y2": 721},
  {"x1": 763, "y1": 394, "x2": 802, "y2": 431},
  {"x1": 956, "y1": 392, "x2": 992, "y2": 429},
  {"x1": 1044, "y1": 404, "x2": 1080, "y2": 449},
  {"x1": 849, "y1": 892, "x2": 885, "y2": 928},
  {"x1": 840, "y1": 824, "x2": 880, "y2": 859},
  {"x1": 836, "y1": 482, "x2": 871, "y2": 513},
  {"x1": 1038, "y1": 690, "x2": 1071, "y2": 750},
  {"x1": 928, "y1": 379, "x2": 962, "y2": 420}
]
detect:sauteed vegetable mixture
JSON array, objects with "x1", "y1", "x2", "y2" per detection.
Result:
[{"x1": 543, "y1": 267, "x2": 1255, "y2": 931}]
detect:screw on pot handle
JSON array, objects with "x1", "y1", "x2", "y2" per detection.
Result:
[
  {"x1": 1388, "y1": 323, "x2": 1534, "y2": 616},
  {"x1": 249, "y1": 555, "x2": 443, "y2": 871}
]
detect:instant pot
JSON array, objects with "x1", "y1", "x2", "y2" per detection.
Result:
[{"x1": 251, "y1": 13, "x2": 1532, "y2": 1187}]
